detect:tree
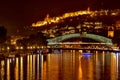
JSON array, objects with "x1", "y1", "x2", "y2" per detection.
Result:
[
  {"x1": 16, "y1": 32, "x2": 48, "y2": 48},
  {"x1": 36, "y1": 32, "x2": 48, "y2": 46},
  {"x1": 0, "y1": 26, "x2": 7, "y2": 44}
]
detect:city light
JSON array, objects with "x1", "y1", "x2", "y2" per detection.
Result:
[
  {"x1": 32, "y1": 8, "x2": 91, "y2": 27},
  {"x1": 32, "y1": 9, "x2": 119, "y2": 28},
  {"x1": 7, "y1": 47, "x2": 10, "y2": 50}
]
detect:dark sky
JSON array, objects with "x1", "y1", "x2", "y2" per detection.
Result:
[{"x1": 0, "y1": 0, "x2": 120, "y2": 35}]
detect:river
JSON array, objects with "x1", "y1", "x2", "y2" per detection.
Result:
[{"x1": 0, "y1": 50, "x2": 119, "y2": 80}]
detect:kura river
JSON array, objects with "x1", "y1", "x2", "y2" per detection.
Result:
[{"x1": 0, "y1": 50, "x2": 119, "y2": 80}]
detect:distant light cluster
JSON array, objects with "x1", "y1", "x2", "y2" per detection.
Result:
[
  {"x1": 32, "y1": 8, "x2": 91, "y2": 27},
  {"x1": 32, "y1": 8, "x2": 119, "y2": 27}
]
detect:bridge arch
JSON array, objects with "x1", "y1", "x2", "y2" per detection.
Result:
[{"x1": 47, "y1": 33, "x2": 113, "y2": 45}]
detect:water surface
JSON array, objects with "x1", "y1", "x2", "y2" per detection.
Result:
[{"x1": 0, "y1": 50, "x2": 119, "y2": 80}]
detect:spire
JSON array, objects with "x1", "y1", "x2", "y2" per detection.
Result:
[
  {"x1": 45, "y1": 14, "x2": 50, "y2": 21},
  {"x1": 87, "y1": 7, "x2": 90, "y2": 11}
]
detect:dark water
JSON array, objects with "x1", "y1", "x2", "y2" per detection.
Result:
[{"x1": 0, "y1": 50, "x2": 120, "y2": 80}]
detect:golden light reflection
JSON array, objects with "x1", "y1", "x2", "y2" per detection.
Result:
[
  {"x1": 1, "y1": 60, "x2": 5, "y2": 80},
  {"x1": 2, "y1": 51, "x2": 119, "y2": 80},
  {"x1": 116, "y1": 53, "x2": 119, "y2": 79},
  {"x1": 15, "y1": 58, "x2": 19, "y2": 80},
  {"x1": 95, "y1": 52, "x2": 99, "y2": 80},
  {"x1": 47, "y1": 54, "x2": 59, "y2": 80},
  {"x1": 27, "y1": 55, "x2": 30, "y2": 80},
  {"x1": 37, "y1": 54, "x2": 40, "y2": 80},
  {"x1": 72, "y1": 51, "x2": 75, "y2": 74},
  {"x1": 33, "y1": 55, "x2": 36, "y2": 80},
  {"x1": 78, "y1": 55, "x2": 82, "y2": 80},
  {"x1": 62, "y1": 51, "x2": 76, "y2": 80},
  {"x1": 102, "y1": 52, "x2": 105, "y2": 74},
  {"x1": 110, "y1": 53, "x2": 117, "y2": 80},
  {"x1": 7, "y1": 59, "x2": 10, "y2": 80},
  {"x1": 20, "y1": 57, "x2": 23, "y2": 80},
  {"x1": 41, "y1": 55, "x2": 47, "y2": 80},
  {"x1": 88, "y1": 55, "x2": 93, "y2": 80},
  {"x1": 29, "y1": 55, "x2": 33, "y2": 80}
]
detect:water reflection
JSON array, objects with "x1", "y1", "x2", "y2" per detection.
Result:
[
  {"x1": 110, "y1": 53, "x2": 117, "y2": 80},
  {"x1": 27, "y1": 55, "x2": 30, "y2": 80},
  {"x1": 7, "y1": 59, "x2": 10, "y2": 80},
  {"x1": 36, "y1": 54, "x2": 40, "y2": 80},
  {"x1": 0, "y1": 60, "x2": 5, "y2": 80},
  {"x1": 81, "y1": 52, "x2": 93, "y2": 80},
  {"x1": 41, "y1": 55, "x2": 47, "y2": 80},
  {"x1": 15, "y1": 58, "x2": 19, "y2": 80},
  {"x1": 20, "y1": 57, "x2": 23, "y2": 80},
  {"x1": 0, "y1": 50, "x2": 120, "y2": 80},
  {"x1": 33, "y1": 55, "x2": 36, "y2": 80}
]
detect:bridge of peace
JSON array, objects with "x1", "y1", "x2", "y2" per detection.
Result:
[
  {"x1": 31, "y1": 9, "x2": 120, "y2": 51},
  {"x1": 46, "y1": 33, "x2": 119, "y2": 51}
]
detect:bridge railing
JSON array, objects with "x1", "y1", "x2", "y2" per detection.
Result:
[
  {"x1": 47, "y1": 42, "x2": 119, "y2": 50},
  {"x1": 48, "y1": 42, "x2": 113, "y2": 45}
]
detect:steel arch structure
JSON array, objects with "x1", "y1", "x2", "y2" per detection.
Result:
[{"x1": 47, "y1": 33, "x2": 113, "y2": 46}]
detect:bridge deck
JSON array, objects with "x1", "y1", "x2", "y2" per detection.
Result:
[{"x1": 49, "y1": 48, "x2": 120, "y2": 52}]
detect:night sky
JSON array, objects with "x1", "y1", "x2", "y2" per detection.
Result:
[{"x1": 0, "y1": 0, "x2": 120, "y2": 35}]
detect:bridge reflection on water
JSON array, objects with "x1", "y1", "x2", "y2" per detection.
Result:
[{"x1": 0, "y1": 50, "x2": 120, "y2": 80}]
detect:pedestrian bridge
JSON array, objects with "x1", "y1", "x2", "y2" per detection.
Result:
[
  {"x1": 47, "y1": 33, "x2": 113, "y2": 46},
  {"x1": 48, "y1": 47, "x2": 120, "y2": 52}
]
